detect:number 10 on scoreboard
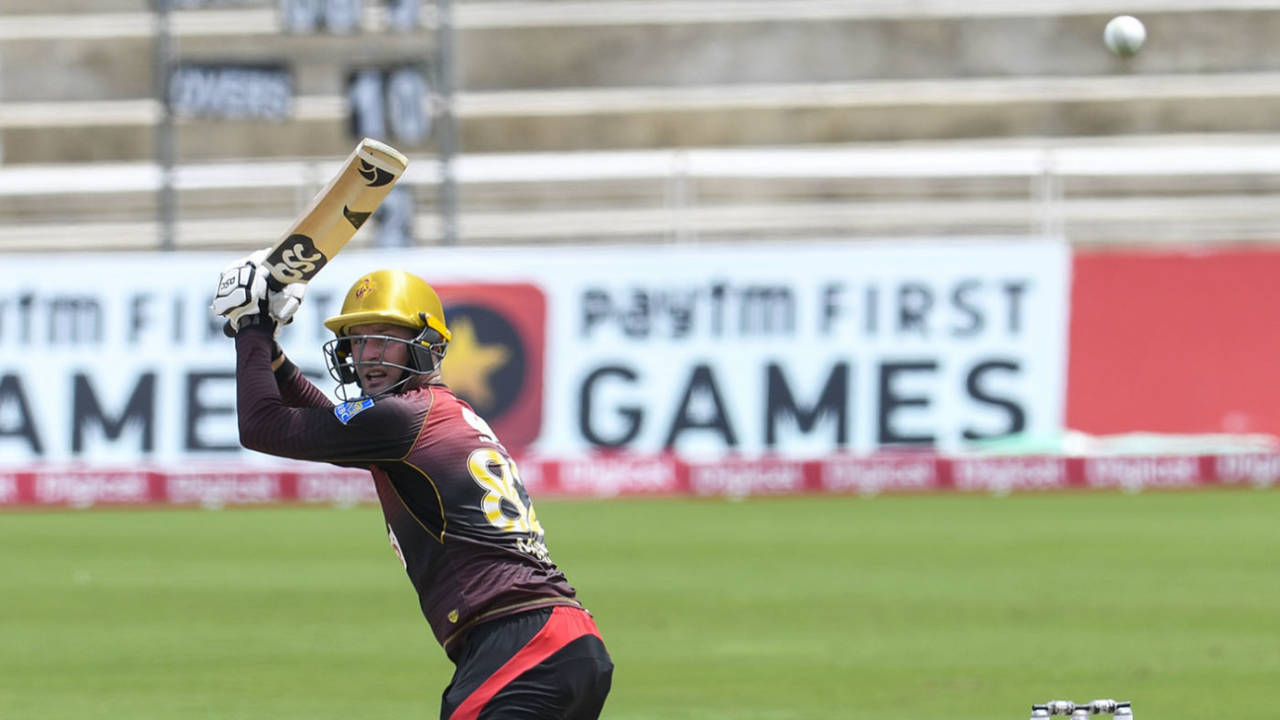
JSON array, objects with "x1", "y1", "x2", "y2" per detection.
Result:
[{"x1": 347, "y1": 65, "x2": 431, "y2": 146}]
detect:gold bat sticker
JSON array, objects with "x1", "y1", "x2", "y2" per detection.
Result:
[{"x1": 264, "y1": 236, "x2": 327, "y2": 287}]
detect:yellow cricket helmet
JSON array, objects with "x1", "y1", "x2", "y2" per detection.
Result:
[
  {"x1": 324, "y1": 269, "x2": 451, "y2": 341},
  {"x1": 322, "y1": 270, "x2": 451, "y2": 397}
]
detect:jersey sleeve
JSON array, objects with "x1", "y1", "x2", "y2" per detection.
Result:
[
  {"x1": 275, "y1": 357, "x2": 333, "y2": 410},
  {"x1": 235, "y1": 326, "x2": 424, "y2": 465}
]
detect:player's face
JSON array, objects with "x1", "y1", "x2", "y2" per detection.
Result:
[{"x1": 348, "y1": 323, "x2": 416, "y2": 396}]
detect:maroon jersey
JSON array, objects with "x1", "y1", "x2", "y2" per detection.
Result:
[{"x1": 234, "y1": 327, "x2": 580, "y2": 658}]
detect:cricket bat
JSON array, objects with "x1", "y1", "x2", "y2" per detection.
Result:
[{"x1": 260, "y1": 137, "x2": 409, "y2": 291}]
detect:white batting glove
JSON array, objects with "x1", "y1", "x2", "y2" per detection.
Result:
[
  {"x1": 267, "y1": 282, "x2": 306, "y2": 326},
  {"x1": 210, "y1": 249, "x2": 270, "y2": 333}
]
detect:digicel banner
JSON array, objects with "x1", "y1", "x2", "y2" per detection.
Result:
[
  {"x1": 0, "y1": 239, "x2": 1069, "y2": 467},
  {"x1": 3, "y1": 453, "x2": 1278, "y2": 508}
]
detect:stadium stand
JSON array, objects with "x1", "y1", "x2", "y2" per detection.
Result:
[{"x1": 3, "y1": 0, "x2": 1280, "y2": 249}]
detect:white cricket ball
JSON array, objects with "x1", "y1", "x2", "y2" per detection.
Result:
[{"x1": 1104, "y1": 15, "x2": 1146, "y2": 57}]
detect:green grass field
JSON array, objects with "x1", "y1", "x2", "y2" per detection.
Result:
[{"x1": 2, "y1": 489, "x2": 1278, "y2": 719}]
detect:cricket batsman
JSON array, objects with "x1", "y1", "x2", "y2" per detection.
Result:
[{"x1": 211, "y1": 260, "x2": 614, "y2": 719}]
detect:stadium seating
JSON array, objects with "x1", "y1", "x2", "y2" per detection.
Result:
[{"x1": 3, "y1": 0, "x2": 1280, "y2": 249}]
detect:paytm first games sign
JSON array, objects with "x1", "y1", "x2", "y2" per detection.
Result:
[{"x1": 0, "y1": 240, "x2": 1069, "y2": 467}]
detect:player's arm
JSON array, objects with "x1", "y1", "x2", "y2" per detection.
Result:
[
  {"x1": 211, "y1": 252, "x2": 399, "y2": 458},
  {"x1": 235, "y1": 325, "x2": 424, "y2": 464},
  {"x1": 213, "y1": 251, "x2": 416, "y2": 463},
  {"x1": 212, "y1": 251, "x2": 329, "y2": 408},
  {"x1": 273, "y1": 355, "x2": 334, "y2": 410}
]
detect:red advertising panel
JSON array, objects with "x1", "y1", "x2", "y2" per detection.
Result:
[
  {"x1": 434, "y1": 283, "x2": 546, "y2": 452},
  {"x1": 1067, "y1": 248, "x2": 1280, "y2": 436}
]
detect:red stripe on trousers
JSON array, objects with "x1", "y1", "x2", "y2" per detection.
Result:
[{"x1": 449, "y1": 606, "x2": 602, "y2": 720}]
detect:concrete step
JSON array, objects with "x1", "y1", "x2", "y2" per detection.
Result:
[
  {"x1": 7, "y1": 4, "x2": 1280, "y2": 101},
  {"x1": 3, "y1": 193, "x2": 1278, "y2": 252},
  {"x1": 457, "y1": 6, "x2": 1280, "y2": 90},
  {"x1": 7, "y1": 3, "x2": 1280, "y2": 162},
  {"x1": 0, "y1": 0, "x2": 142, "y2": 12},
  {"x1": 6, "y1": 72, "x2": 1280, "y2": 161}
]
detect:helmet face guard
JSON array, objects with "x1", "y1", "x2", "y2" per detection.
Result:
[
  {"x1": 323, "y1": 322, "x2": 448, "y2": 401},
  {"x1": 322, "y1": 270, "x2": 451, "y2": 401}
]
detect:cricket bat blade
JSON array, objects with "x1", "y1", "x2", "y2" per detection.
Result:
[{"x1": 260, "y1": 138, "x2": 409, "y2": 289}]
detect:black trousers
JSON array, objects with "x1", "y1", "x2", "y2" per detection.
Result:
[{"x1": 441, "y1": 606, "x2": 613, "y2": 720}]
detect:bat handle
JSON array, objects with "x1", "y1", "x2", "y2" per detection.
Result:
[{"x1": 264, "y1": 274, "x2": 286, "y2": 293}]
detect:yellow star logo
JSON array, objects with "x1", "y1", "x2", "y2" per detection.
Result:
[{"x1": 442, "y1": 317, "x2": 510, "y2": 411}]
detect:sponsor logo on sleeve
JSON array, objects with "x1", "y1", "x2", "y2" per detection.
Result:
[{"x1": 334, "y1": 396, "x2": 375, "y2": 425}]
